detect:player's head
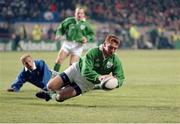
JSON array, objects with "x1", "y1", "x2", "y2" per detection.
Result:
[
  {"x1": 103, "y1": 34, "x2": 121, "y2": 56},
  {"x1": 75, "y1": 7, "x2": 86, "y2": 21},
  {"x1": 20, "y1": 54, "x2": 34, "y2": 71}
]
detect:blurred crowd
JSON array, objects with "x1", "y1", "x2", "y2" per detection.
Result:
[
  {"x1": 0, "y1": 0, "x2": 180, "y2": 50},
  {"x1": 0, "y1": 0, "x2": 180, "y2": 26}
]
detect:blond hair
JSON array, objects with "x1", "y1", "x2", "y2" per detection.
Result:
[
  {"x1": 75, "y1": 7, "x2": 86, "y2": 15},
  {"x1": 75, "y1": 6, "x2": 86, "y2": 12},
  {"x1": 20, "y1": 54, "x2": 32, "y2": 63}
]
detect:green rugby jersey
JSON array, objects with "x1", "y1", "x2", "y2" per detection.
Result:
[
  {"x1": 78, "y1": 46, "x2": 125, "y2": 86},
  {"x1": 56, "y1": 17, "x2": 95, "y2": 43}
]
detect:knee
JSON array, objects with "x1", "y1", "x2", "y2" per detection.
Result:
[
  {"x1": 47, "y1": 81, "x2": 56, "y2": 91},
  {"x1": 47, "y1": 76, "x2": 64, "y2": 91},
  {"x1": 47, "y1": 83, "x2": 53, "y2": 90}
]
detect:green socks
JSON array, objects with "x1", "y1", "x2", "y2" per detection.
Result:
[{"x1": 53, "y1": 63, "x2": 61, "y2": 72}]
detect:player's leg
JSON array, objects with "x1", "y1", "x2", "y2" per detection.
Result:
[
  {"x1": 36, "y1": 74, "x2": 66, "y2": 101},
  {"x1": 69, "y1": 54, "x2": 80, "y2": 65},
  {"x1": 54, "y1": 49, "x2": 69, "y2": 72},
  {"x1": 69, "y1": 45, "x2": 83, "y2": 65},
  {"x1": 55, "y1": 82, "x2": 82, "y2": 102},
  {"x1": 47, "y1": 75, "x2": 65, "y2": 90},
  {"x1": 36, "y1": 72, "x2": 82, "y2": 102}
]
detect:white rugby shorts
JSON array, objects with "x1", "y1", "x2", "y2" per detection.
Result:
[
  {"x1": 60, "y1": 41, "x2": 84, "y2": 56},
  {"x1": 63, "y1": 63, "x2": 95, "y2": 93}
]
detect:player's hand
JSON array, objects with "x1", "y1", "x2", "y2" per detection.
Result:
[
  {"x1": 82, "y1": 37, "x2": 87, "y2": 43},
  {"x1": 98, "y1": 75, "x2": 112, "y2": 82},
  {"x1": 7, "y1": 88, "x2": 15, "y2": 92}
]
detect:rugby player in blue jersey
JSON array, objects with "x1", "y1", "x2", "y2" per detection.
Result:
[{"x1": 7, "y1": 54, "x2": 52, "y2": 96}]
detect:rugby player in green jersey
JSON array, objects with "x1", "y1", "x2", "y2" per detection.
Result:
[
  {"x1": 53, "y1": 7, "x2": 95, "y2": 72},
  {"x1": 36, "y1": 34, "x2": 125, "y2": 102}
]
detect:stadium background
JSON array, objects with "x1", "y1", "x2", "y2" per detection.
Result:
[{"x1": 0, "y1": 0, "x2": 180, "y2": 51}]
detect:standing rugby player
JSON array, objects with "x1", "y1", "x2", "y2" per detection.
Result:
[{"x1": 53, "y1": 7, "x2": 95, "y2": 72}]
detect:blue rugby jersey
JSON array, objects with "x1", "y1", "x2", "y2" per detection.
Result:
[{"x1": 11, "y1": 60, "x2": 52, "y2": 91}]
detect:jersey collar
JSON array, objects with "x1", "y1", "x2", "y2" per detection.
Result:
[
  {"x1": 99, "y1": 44, "x2": 106, "y2": 60},
  {"x1": 24, "y1": 62, "x2": 36, "y2": 72},
  {"x1": 76, "y1": 18, "x2": 86, "y2": 22}
]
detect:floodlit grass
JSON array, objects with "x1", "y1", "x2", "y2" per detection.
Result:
[{"x1": 0, "y1": 50, "x2": 180, "y2": 123}]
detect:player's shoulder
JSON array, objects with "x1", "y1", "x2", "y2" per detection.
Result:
[
  {"x1": 86, "y1": 47, "x2": 101, "y2": 56},
  {"x1": 113, "y1": 53, "x2": 119, "y2": 57},
  {"x1": 35, "y1": 59, "x2": 44, "y2": 62},
  {"x1": 80, "y1": 19, "x2": 91, "y2": 26},
  {"x1": 35, "y1": 59, "x2": 45, "y2": 64},
  {"x1": 84, "y1": 19, "x2": 92, "y2": 23},
  {"x1": 65, "y1": 17, "x2": 75, "y2": 21},
  {"x1": 112, "y1": 53, "x2": 122, "y2": 63},
  {"x1": 88, "y1": 46, "x2": 99, "y2": 52}
]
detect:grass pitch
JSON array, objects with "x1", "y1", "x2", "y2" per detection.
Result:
[{"x1": 0, "y1": 50, "x2": 180, "y2": 123}]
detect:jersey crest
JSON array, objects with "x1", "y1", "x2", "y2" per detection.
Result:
[
  {"x1": 107, "y1": 61, "x2": 113, "y2": 68},
  {"x1": 80, "y1": 25, "x2": 85, "y2": 30}
]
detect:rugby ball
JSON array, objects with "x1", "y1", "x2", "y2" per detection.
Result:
[{"x1": 100, "y1": 76, "x2": 118, "y2": 90}]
